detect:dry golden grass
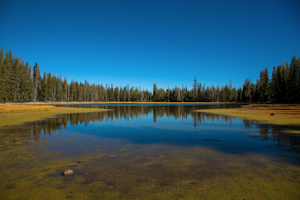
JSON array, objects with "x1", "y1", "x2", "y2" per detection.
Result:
[
  {"x1": 0, "y1": 104, "x2": 109, "y2": 127},
  {"x1": 195, "y1": 104, "x2": 300, "y2": 132},
  {"x1": 0, "y1": 103, "x2": 55, "y2": 113},
  {"x1": 242, "y1": 104, "x2": 300, "y2": 110}
]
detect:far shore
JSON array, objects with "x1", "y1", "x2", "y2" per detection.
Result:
[{"x1": 23, "y1": 101, "x2": 236, "y2": 105}]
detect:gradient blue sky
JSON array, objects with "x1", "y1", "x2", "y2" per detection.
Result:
[{"x1": 1, "y1": 0, "x2": 299, "y2": 91}]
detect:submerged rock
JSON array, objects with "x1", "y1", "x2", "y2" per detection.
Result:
[
  {"x1": 63, "y1": 169, "x2": 74, "y2": 176},
  {"x1": 270, "y1": 113, "x2": 275, "y2": 116}
]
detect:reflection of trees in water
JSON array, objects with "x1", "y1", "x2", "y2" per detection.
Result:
[
  {"x1": 153, "y1": 106, "x2": 189, "y2": 122},
  {"x1": 256, "y1": 124, "x2": 300, "y2": 147},
  {"x1": 64, "y1": 104, "x2": 237, "y2": 122},
  {"x1": 192, "y1": 112, "x2": 236, "y2": 129},
  {"x1": 18, "y1": 105, "x2": 299, "y2": 148}
]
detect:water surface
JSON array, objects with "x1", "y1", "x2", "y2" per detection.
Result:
[{"x1": 1, "y1": 104, "x2": 300, "y2": 199}]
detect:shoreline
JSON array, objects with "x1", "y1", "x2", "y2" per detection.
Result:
[
  {"x1": 24, "y1": 101, "x2": 236, "y2": 105},
  {"x1": 2, "y1": 102, "x2": 299, "y2": 129},
  {"x1": 0, "y1": 107, "x2": 110, "y2": 127},
  {"x1": 195, "y1": 108, "x2": 300, "y2": 132}
]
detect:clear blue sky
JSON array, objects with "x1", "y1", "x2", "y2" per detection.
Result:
[{"x1": 1, "y1": 0, "x2": 299, "y2": 91}]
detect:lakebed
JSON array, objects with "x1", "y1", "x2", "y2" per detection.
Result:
[{"x1": 0, "y1": 103, "x2": 300, "y2": 199}]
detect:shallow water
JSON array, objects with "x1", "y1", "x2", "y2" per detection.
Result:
[{"x1": 1, "y1": 104, "x2": 300, "y2": 199}]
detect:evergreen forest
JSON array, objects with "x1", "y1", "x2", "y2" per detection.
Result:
[{"x1": 0, "y1": 47, "x2": 299, "y2": 103}]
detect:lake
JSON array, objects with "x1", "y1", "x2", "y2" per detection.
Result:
[{"x1": 1, "y1": 104, "x2": 300, "y2": 199}]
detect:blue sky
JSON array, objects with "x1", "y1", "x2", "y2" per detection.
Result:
[{"x1": 1, "y1": 0, "x2": 299, "y2": 91}]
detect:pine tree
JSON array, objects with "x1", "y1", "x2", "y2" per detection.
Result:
[
  {"x1": 276, "y1": 65, "x2": 284, "y2": 102},
  {"x1": 74, "y1": 80, "x2": 79, "y2": 101},
  {"x1": 111, "y1": 83, "x2": 114, "y2": 101},
  {"x1": 20, "y1": 59, "x2": 31, "y2": 102},
  {"x1": 271, "y1": 66, "x2": 277, "y2": 102},
  {"x1": 62, "y1": 78, "x2": 68, "y2": 101},
  {"x1": 56, "y1": 74, "x2": 63, "y2": 101},
  {"x1": 237, "y1": 86, "x2": 242, "y2": 102},
  {"x1": 193, "y1": 76, "x2": 197, "y2": 101},
  {"x1": 298, "y1": 57, "x2": 300, "y2": 103},
  {"x1": 32, "y1": 63, "x2": 41, "y2": 101},
  {"x1": 260, "y1": 68, "x2": 269, "y2": 102},
  {"x1": 280, "y1": 62, "x2": 287, "y2": 102},
  {"x1": 287, "y1": 55, "x2": 299, "y2": 103},
  {"x1": 216, "y1": 85, "x2": 220, "y2": 102},
  {"x1": 51, "y1": 75, "x2": 57, "y2": 101},
  {"x1": 128, "y1": 85, "x2": 131, "y2": 101},
  {"x1": 41, "y1": 71, "x2": 48, "y2": 101},
  {"x1": 5, "y1": 50, "x2": 14, "y2": 101},
  {"x1": 0, "y1": 47, "x2": 5, "y2": 102},
  {"x1": 70, "y1": 80, "x2": 75, "y2": 101},
  {"x1": 0, "y1": 64, "x2": 8, "y2": 102},
  {"x1": 140, "y1": 87, "x2": 144, "y2": 102},
  {"x1": 47, "y1": 72, "x2": 53, "y2": 101},
  {"x1": 284, "y1": 61, "x2": 289, "y2": 102},
  {"x1": 254, "y1": 79, "x2": 260, "y2": 102},
  {"x1": 0, "y1": 47, "x2": 4, "y2": 67},
  {"x1": 13, "y1": 57, "x2": 22, "y2": 101},
  {"x1": 153, "y1": 83, "x2": 157, "y2": 102}
]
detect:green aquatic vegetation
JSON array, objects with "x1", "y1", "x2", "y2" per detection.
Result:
[
  {"x1": 68, "y1": 137, "x2": 80, "y2": 142},
  {"x1": 1, "y1": 141, "x2": 300, "y2": 199},
  {"x1": 118, "y1": 147, "x2": 127, "y2": 151},
  {"x1": 2, "y1": 104, "x2": 300, "y2": 199}
]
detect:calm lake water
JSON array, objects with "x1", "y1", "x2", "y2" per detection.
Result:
[{"x1": 1, "y1": 104, "x2": 300, "y2": 199}]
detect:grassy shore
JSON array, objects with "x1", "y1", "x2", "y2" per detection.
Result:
[
  {"x1": 41, "y1": 101, "x2": 232, "y2": 105},
  {"x1": 0, "y1": 104, "x2": 55, "y2": 113},
  {"x1": 195, "y1": 104, "x2": 300, "y2": 131},
  {"x1": 0, "y1": 103, "x2": 109, "y2": 127}
]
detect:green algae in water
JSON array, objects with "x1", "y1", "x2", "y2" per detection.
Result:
[
  {"x1": 1, "y1": 105, "x2": 300, "y2": 199},
  {"x1": 1, "y1": 142, "x2": 300, "y2": 200}
]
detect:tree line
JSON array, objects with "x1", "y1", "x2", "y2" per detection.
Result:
[{"x1": 0, "y1": 46, "x2": 299, "y2": 103}]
